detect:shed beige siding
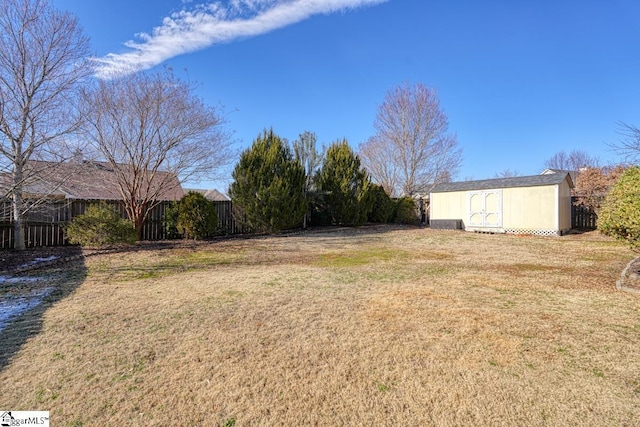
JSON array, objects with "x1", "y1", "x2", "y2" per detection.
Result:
[
  {"x1": 558, "y1": 179, "x2": 572, "y2": 231},
  {"x1": 430, "y1": 191, "x2": 467, "y2": 222},
  {"x1": 430, "y1": 176, "x2": 573, "y2": 235},
  {"x1": 502, "y1": 185, "x2": 556, "y2": 230}
]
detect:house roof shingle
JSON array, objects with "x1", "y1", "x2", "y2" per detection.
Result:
[
  {"x1": 7, "y1": 160, "x2": 185, "y2": 201},
  {"x1": 431, "y1": 172, "x2": 574, "y2": 194},
  {"x1": 183, "y1": 188, "x2": 229, "y2": 201}
]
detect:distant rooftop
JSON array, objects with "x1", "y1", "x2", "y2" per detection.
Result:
[
  {"x1": 183, "y1": 188, "x2": 229, "y2": 201},
  {"x1": 2, "y1": 160, "x2": 184, "y2": 201}
]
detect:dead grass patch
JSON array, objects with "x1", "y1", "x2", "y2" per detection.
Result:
[
  {"x1": 1, "y1": 227, "x2": 639, "y2": 426},
  {"x1": 314, "y1": 247, "x2": 408, "y2": 268}
]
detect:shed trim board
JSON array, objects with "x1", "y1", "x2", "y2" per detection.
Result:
[
  {"x1": 555, "y1": 185, "x2": 559, "y2": 231},
  {"x1": 429, "y1": 173, "x2": 573, "y2": 236}
]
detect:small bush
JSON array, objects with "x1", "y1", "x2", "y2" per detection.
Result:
[
  {"x1": 163, "y1": 201, "x2": 180, "y2": 239},
  {"x1": 176, "y1": 191, "x2": 218, "y2": 239},
  {"x1": 598, "y1": 166, "x2": 640, "y2": 249},
  {"x1": 66, "y1": 203, "x2": 137, "y2": 248},
  {"x1": 368, "y1": 184, "x2": 394, "y2": 223},
  {"x1": 393, "y1": 197, "x2": 420, "y2": 225}
]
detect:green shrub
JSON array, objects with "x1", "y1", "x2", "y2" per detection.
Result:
[
  {"x1": 368, "y1": 184, "x2": 394, "y2": 223},
  {"x1": 163, "y1": 201, "x2": 180, "y2": 239},
  {"x1": 176, "y1": 191, "x2": 218, "y2": 239},
  {"x1": 393, "y1": 197, "x2": 420, "y2": 225},
  {"x1": 598, "y1": 166, "x2": 640, "y2": 248},
  {"x1": 66, "y1": 203, "x2": 137, "y2": 247}
]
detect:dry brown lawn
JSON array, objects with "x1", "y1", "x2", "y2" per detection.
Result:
[{"x1": 1, "y1": 226, "x2": 640, "y2": 426}]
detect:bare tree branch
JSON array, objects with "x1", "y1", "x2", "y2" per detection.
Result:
[
  {"x1": 543, "y1": 149, "x2": 598, "y2": 171},
  {"x1": 358, "y1": 135, "x2": 399, "y2": 197},
  {"x1": 81, "y1": 69, "x2": 233, "y2": 238},
  {"x1": 0, "y1": 0, "x2": 91, "y2": 250},
  {"x1": 292, "y1": 130, "x2": 324, "y2": 228},
  {"x1": 359, "y1": 82, "x2": 462, "y2": 197},
  {"x1": 610, "y1": 122, "x2": 640, "y2": 164},
  {"x1": 494, "y1": 169, "x2": 520, "y2": 178},
  {"x1": 574, "y1": 165, "x2": 626, "y2": 215}
]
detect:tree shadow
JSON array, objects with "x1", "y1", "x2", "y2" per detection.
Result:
[
  {"x1": 567, "y1": 228, "x2": 598, "y2": 234},
  {"x1": 298, "y1": 223, "x2": 421, "y2": 237},
  {"x1": 0, "y1": 246, "x2": 87, "y2": 371}
]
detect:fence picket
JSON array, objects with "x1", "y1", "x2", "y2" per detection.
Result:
[
  {"x1": 0, "y1": 199, "x2": 250, "y2": 249},
  {"x1": 571, "y1": 197, "x2": 597, "y2": 230}
]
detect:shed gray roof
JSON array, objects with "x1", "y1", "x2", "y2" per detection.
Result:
[{"x1": 431, "y1": 172, "x2": 573, "y2": 193}]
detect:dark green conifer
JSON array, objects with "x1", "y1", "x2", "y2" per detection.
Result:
[
  {"x1": 316, "y1": 139, "x2": 373, "y2": 226},
  {"x1": 229, "y1": 129, "x2": 307, "y2": 233}
]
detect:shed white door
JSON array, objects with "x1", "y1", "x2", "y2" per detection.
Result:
[{"x1": 468, "y1": 190, "x2": 502, "y2": 228}]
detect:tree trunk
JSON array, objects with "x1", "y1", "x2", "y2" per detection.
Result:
[
  {"x1": 135, "y1": 219, "x2": 144, "y2": 241},
  {"x1": 133, "y1": 203, "x2": 148, "y2": 241},
  {"x1": 12, "y1": 169, "x2": 26, "y2": 251}
]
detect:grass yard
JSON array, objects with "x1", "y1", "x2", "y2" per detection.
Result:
[{"x1": 1, "y1": 225, "x2": 639, "y2": 426}]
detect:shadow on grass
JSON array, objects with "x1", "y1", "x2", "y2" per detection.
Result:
[
  {"x1": 565, "y1": 228, "x2": 598, "y2": 235},
  {"x1": 0, "y1": 246, "x2": 87, "y2": 371},
  {"x1": 101, "y1": 224, "x2": 418, "y2": 255},
  {"x1": 284, "y1": 223, "x2": 421, "y2": 238}
]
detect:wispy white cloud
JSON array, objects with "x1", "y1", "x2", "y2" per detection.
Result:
[{"x1": 92, "y1": 0, "x2": 388, "y2": 79}]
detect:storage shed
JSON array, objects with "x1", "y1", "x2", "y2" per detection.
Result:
[{"x1": 429, "y1": 172, "x2": 574, "y2": 236}]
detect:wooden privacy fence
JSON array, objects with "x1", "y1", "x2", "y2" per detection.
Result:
[
  {"x1": 0, "y1": 199, "x2": 251, "y2": 249},
  {"x1": 571, "y1": 197, "x2": 597, "y2": 230}
]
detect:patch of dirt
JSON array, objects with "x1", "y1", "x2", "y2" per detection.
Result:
[
  {"x1": 0, "y1": 239, "x2": 230, "y2": 274},
  {"x1": 0, "y1": 236, "x2": 259, "y2": 274},
  {"x1": 0, "y1": 245, "x2": 87, "y2": 274}
]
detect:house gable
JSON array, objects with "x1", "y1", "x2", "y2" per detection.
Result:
[
  {"x1": 24, "y1": 160, "x2": 184, "y2": 201},
  {"x1": 183, "y1": 188, "x2": 229, "y2": 201}
]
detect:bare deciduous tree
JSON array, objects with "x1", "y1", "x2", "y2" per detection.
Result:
[
  {"x1": 358, "y1": 135, "x2": 399, "y2": 197},
  {"x1": 0, "y1": 0, "x2": 91, "y2": 250},
  {"x1": 494, "y1": 169, "x2": 520, "y2": 178},
  {"x1": 612, "y1": 122, "x2": 640, "y2": 163},
  {"x1": 574, "y1": 165, "x2": 625, "y2": 215},
  {"x1": 544, "y1": 149, "x2": 597, "y2": 172},
  {"x1": 292, "y1": 131, "x2": 324, "y2": 191},
  {"x1": 81, "y1": 69, "x2": 233, "y2": 239},
  {"x1": 359, "y1": 82, "x2": 462, "y2": 197},
  {"x1": 292, "y1": 130, "x2": 324, "y2": 228}
]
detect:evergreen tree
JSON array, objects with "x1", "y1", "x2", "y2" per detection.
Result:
[
  {"x1": 598, "y1": 166, "x2": 640, "y2": 248},
  {"x1": 368, "y1": 184, "x2": 394, "y2": 223},
  {"x1": 316, "y1": 139, "x2": 373, "y2": 226},
  {"x1": 229, "y1": 129, "x2": 307, "y2": 233}
]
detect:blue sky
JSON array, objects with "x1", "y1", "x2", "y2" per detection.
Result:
[{"x1": 51, "y1": 0, "x2": 640, "y2": 189}]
